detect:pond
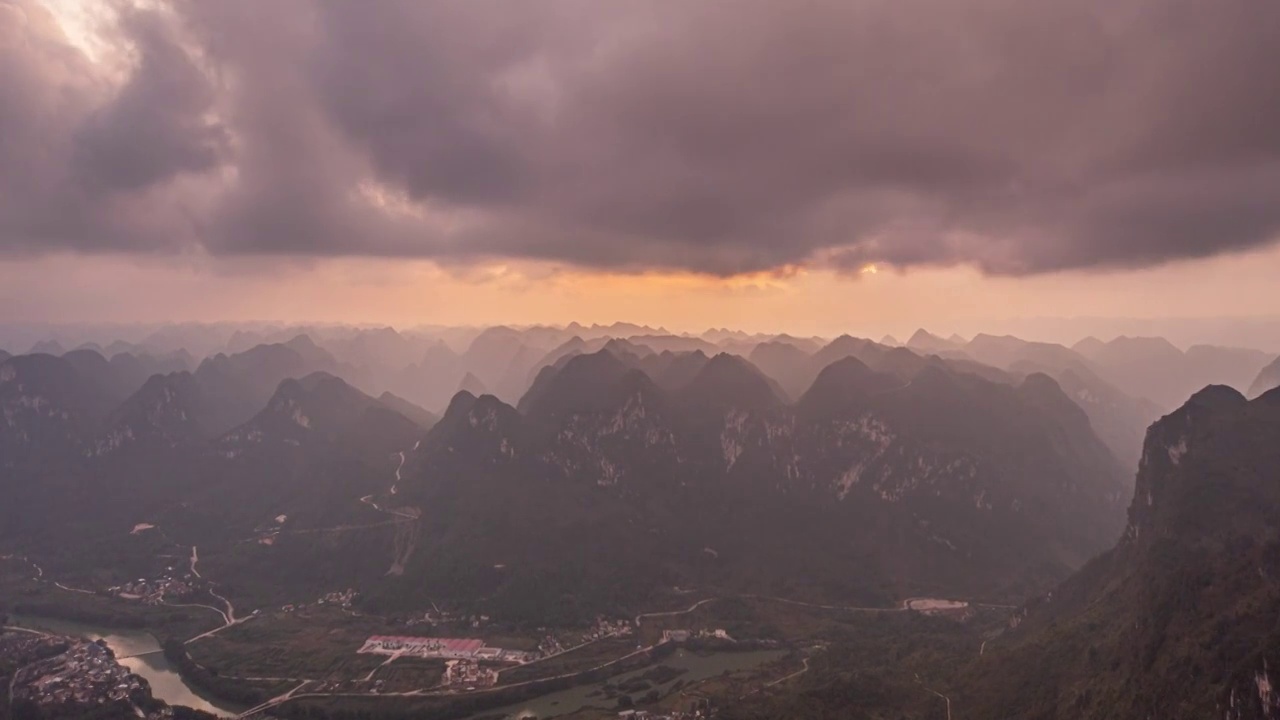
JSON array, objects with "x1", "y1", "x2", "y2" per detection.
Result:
[{"x1": 11, "y1": 614, "x2": 246, "y2": 718}]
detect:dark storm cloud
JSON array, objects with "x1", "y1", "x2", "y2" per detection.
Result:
[
  {"x1": 0, "y1": 0, "x2": 225, "y2": 252},
  {"x1": 1, "y1": 0, "x2": 1279, "y2": 275},
  {"x1": 72, "y1": 4, "x2": 229, "y2": 193}
]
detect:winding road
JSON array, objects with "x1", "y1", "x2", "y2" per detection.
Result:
[
  {"x1": 176, "y1": 544, "x2": 243, "y2": 642},
  {"x1": 52, "y1": 580, "x2": 95, "y2": 595},
  {"x1": 634, "y1": 592, "x2": 995, "y2": 628},
  {"x1": 634, "y1": 597, "x2": 721, "y2": 627},
  {"x1": 765, "y1": 656, "x2": 811, "y2": 687},
  {"x1": 916, "y1": 674, "x2": 953, "y2": 720},
  {"x1": 390, "y1": 450, "x2": 406, "y2": 495}
]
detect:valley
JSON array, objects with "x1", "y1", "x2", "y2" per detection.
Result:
[
  {"x1": 3, "y1": 323, "x2": 1278, "y2": 719},
  {"x1": 5, "y1": 4, "x2": 1280, "y2": 715},
  {"x1": 7, "y1": 1, "x2": 1280, "y2": 712}
]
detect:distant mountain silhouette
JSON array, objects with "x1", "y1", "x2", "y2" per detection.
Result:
[
  {"x1": 906, "y1": 328, "x2": 962, "y2": 354},
  {"x1": 378, "y1": 391, "x2": 439, "y2": 430},
  {"x1": 1247, "y1": 355, "x2": 1280, "y2": 398},
  {"x1": 962, "y1": 333, "x2": 1162, "y2": 471},
  {"x1": 194, "y1": 340, "x2": 339, "y2": 436},
  {"x1": 461, "y1": 326, "x2": 533, "y2": 401},
  {"x1": 1078, "y1": 336, "x2": 1272, "y2": 409},
  {"x1": 748, "y1": 341, "x2": 813, "y2": 400},
  {"x1": 457, "y1": 371, "x2": 490, "y2": 397},
  {"x1": 28, "y1": 339, "x2": 66, "y2": 356}
]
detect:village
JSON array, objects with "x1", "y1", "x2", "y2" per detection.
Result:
[
  {"x1": 538, "y1": 616, "x2": 635, "y2": 656},
  {"x1": 615, "y1": 711, "x2": 711, "y2": 720},
  {"x1": 359, "y1": 615, "x2": 635, "y2": 669},
  {"x1": 111, "y1": 573, "x2": 195, "y2": 604},
  {"x1": 4, "y1": 631, "x2": 148, "y2": 710},
  {"x1": 280, "y1": 586, "x2": 359, "y2": 613}
]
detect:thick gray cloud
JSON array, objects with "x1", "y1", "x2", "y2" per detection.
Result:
[
  {"x1": 1, "y1": 0, "x2": 1279, "y2": 275},
  {"x1": 72, "y1": 4, "x2": 228, "y2": 193}
]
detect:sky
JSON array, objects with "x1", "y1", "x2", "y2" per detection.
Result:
[{"x1": 2, "y1": 0, "x2": 1279, "y2": 339}]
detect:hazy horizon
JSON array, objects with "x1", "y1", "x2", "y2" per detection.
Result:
[
  {"x1": 5, "y1": 3, "x2": 1280, "y2": 718},
  {"x1": 4, "y1": 0, "x2": 1280, "y2": 345},
  {"x1": 8, "y1": 314, "x2": 1280, "y2": 355}
]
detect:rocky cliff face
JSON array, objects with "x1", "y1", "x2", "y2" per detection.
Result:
[
  {"x1": 0, "y1": 354, "x2": 114, "y2": 468},
  {"x1": 955, "y1": 386, "x2": 1280, "y2": 720},
  {"x1": 95, "y1": 372, "x2": 208, "y2": 454},
  {"x1": 391, "y1": 349, "x2": 1130, "y2": 612}
]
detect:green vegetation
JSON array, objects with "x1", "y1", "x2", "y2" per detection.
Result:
[
  {"x1": 723, "y1": 389, "x2": 1280, "y2": 720},
  {"x1": 495, "y1": 637, "x2": 639, "y2": 685},
  {"x1": 163, "y1": 639, "x2": 290, "y2": 707},
  {"x1": 186, "y1": 608, "x2": 394, "y2": 680},
  {"x1": 0, "y1": 572, "x2": 219, "y2": 643},
  {"x1": 718, "y1": 611, "x2": 991, "y2": 720},
  {"x1": 370, "y1": 657, "x2": 445, "y2": 693}
]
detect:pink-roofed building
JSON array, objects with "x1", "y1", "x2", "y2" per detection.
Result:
[{"x1": 360, "y1": 635, "x2": 485, "y2": 659}]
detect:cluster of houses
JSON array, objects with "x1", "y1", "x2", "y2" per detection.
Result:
[
  {"x1": 539, "y1": 616, "x2": 634, "y2": 656},
  {"x1": 319, "y1": 588, "x2": 358, "y2": 608},
  {"x1": 659, "y1": 628, "x2": 732, "y2": 643},
  {"x1": 279, "y1": 587, "x2": 359, "y2": 614},
  {"x1": 110, "y1": 574, "x2": 193, "y2": 604},
  {"x1": 253, "y1": 514, "x2": 289, "y2": 545},
  {"x1": 405, "y1": 608, "x2": 488, "y2": 628},
  {"x1": 10, "y1": 639, "x2": 146, "y2": 708},
  {"x1": 442, "y1": 658, "x2": 499, "y2": 689}
]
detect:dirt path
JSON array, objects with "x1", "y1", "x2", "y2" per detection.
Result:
[
  {"x1": 765, "y1": 656, "x2": 811, "y2": 687},
  {"x1": 364, "y1": 653, "x2": 400, "y2": 681},
  {"x1": 390, "y1": 450, "x2": 405, "y2": 495},
  {"x1": 166, "y1": 602, "x2": 230, "y2": 626},
  {"x1": 52, "y1": 580, "x2": 95, "y2": 595},
  {"x1": 634, "y1": 593, "x2": 915, "y2": 628},
  {"x1": 634, "y1": 596, "x2": 721, "y2": 627}
]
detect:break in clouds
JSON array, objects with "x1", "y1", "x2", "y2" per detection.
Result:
[{"x1": 2, "y1": 0, "x2": 1279, "y2": 276}]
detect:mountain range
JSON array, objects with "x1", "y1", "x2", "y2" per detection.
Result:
[
  {"x1": 731, "y1": 385, "x2": 1280, "y2": 719},
  {"x1": 2, "y1": 334, "x2": 1134, "y2": 622},
  {"x1": 4, "y1": 323, "x2": 1280, "y2": 718},
  {"x1": 949, "y1": 384, "x2": 1280, "y2": 718},
  {"x1": 357, "y1": 345, "x2": 1130, "y2": 620}
]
